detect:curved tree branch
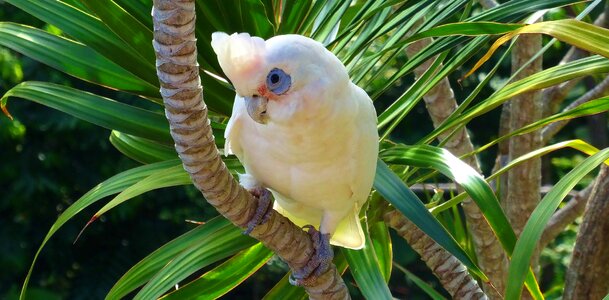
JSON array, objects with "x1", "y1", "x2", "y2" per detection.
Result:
[
  {"x1": 152, "y1": 1, "x2": 348, "y2": 298},
  {"x1": 384, "y1": 209, "x2": 488, "y2": 300}
]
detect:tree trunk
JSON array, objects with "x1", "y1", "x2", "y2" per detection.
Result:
[
  {"x1": 505, "y1": 32, "x2": 543, "y2": 238},
  {"x1": 406, "y1": 35, "x2": 499, "y2": 299},
  {"x1": 384, "y1": 209, "x2": 488, "y2": 299},
  {"x1": 152, "y1": 1, "x2": 349, "y2": 298},
  {"x1": 564, "y1": 165, "x2": 609, "y2": 300}
]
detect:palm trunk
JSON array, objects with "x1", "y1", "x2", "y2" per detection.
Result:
[
  {"x1": 405, "y1": 36, "x2": 497, "y2": 299},
  {"x1": 384, "y1": 209, "x2": 488, "y2": 299},
  {"x1": 152, "y1": 1, "x2": 348, "y2": 298},
  {"x1": 564, "y1": 165, "x2": 609, "y2": 299}
]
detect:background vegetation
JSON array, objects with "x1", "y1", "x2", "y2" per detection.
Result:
[{"x1": 1, "y1": 0, "x2": 608, "y2": 299}]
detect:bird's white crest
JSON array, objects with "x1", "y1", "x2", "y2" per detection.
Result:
[{"x1": 211, "y1": 32, "x2": 265, "y2": 95}]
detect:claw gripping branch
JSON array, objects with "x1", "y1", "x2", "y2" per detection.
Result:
[{"x1": 151, "y1": 0, "x2": 348, "y2": 298}]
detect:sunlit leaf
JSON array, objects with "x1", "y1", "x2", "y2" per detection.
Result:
[
  {"x1": 160, "y1": 243, "x2": 273, "y2": 300},
  {"x1": 505, "y1": 148, "x2": 609, "y2": 299},
  {"x1": 0, "y1": 22, "x2": 158, "y2": 97},
  {"x1": 373, "y1": 160, "x2": 486, "y2": 280}
]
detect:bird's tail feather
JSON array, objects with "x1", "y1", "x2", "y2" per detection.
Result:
[{"x1": 330, "y1": 207, "x2": 365, "y2": 250}]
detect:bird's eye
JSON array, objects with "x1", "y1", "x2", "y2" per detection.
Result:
[{"x1": 266, "y1": 68, "x2": 291, "y2": 95}]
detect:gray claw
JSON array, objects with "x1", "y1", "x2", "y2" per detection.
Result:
[
  {"x1": 243, "y1": 188, "x2": 273, "y2": 235},
  {"x1": 289, "y1": 225, "x2": 334, "y2": 286}
]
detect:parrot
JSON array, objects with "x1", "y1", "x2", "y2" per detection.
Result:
[{"x1": 211, "y1": 32, "x2": 378, "y2": 280}]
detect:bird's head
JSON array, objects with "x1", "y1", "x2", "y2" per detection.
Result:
[{"x1": 211, "y1": 32, "x2": 349, "y2": 125}]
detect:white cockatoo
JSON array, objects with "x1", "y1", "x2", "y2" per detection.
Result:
[{"x1": 211, "y1": 32, "x2": 378, "y2": 254}]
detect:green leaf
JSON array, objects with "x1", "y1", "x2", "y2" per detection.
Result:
[
  {"x1": 20, "y1": 160, "x2": 182, "y2": 299},
  {"x1": 475, "y1": 97, "x2": 609, "y2": 154},
  {"x1": 344, "y1": 219, "x2": 393, "y2": 299},
  {"x1": 393, "y1": 263, "x2": 447, "y2": 300},
  {"x1": 276, "y1": 0, "x2": 313, "y2": 34},
  {"x1": 423, "y1": 56, "x2": 609, "y2": 144},
  {"x1": 1, "y1": 82, "x2": 172, "y2": 143},
  {"x1": 5, "y1": 0, "x2": 158, "y2": 85},
  {"x1": 113, "y1": 0, "x2": 153, "y2": 29},
  {"x1": 92, "y1": 164, "x2": 191, "y2": 219},
  {"x1": 160, "y1": 243, "x2": 273, "y2": 300},
  {"x1": 110, "y1": 131, "x2": 177, "y2": 164},
  {"x1": 195, "y1": 0, "x2": 274, "y2": 38},
  {"x1": 0, "y1": 22, "x2": 158, "y2": 97},
  {"x1": 262, "y1": 273, "x2": 307, "y2": 300},
  {"x1": 81, "y1": 0, "x2": 155, "y2": 63},
  {"x1": 430, "y1": 139, "x2": 606, "y2": 215},
  {"x1": 373, "y1": 159, "x2": 485, "y2": 280},
  {"x1": 380, "y1": 145, "x2": 543, "y2": 297},
  {"x1": 134, "y1": 220, "x2": 257, "y2": 299},
  {"x1": 406, "y1": 21, "x2": 524, "y2": 43},
  {"x1": 108, "y1": 217, "x2": 255, "y2": 299},
  {"x1": 506, "y1": 148, "x2": 609, "y2": 300},
  {"x1": 466, "y1": 19, "x2": 609, "y2": 78},
  {"x1": 369, "y1": 221, "x2": 392, "y2": 283}
]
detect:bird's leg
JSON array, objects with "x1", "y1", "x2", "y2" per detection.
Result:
[
  {"x1": 243, "y1": 187, "x2": 273, "y2": 235},
  {"x1": 289, "y1": 225, "x2": 334, "y2": 286}
]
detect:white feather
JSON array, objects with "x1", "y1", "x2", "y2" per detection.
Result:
[{"x1": 215, "y1": 33, "x2": 378, "y2": 249}]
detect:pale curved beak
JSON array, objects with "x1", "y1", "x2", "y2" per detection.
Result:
[{"x1": 244, "y1": 95, "x2": 269, "y2": 124}]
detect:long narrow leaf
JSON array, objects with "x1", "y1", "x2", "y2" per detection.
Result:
[
  {"x1": 110, "y1": 131, "x2": 178, "y2": 164},
  {"x1": 344, "y1": 218, "x2": 393, "y2": 299},
  {"x1": 505, "y1": 148, "x2": 609, "y2": 299},
  {"x1": 373, "y1": 160, "x2": 486, "y2": 280},
  {"x1": 19, "y1": 160, "x2": 182, "y2": 299},
  {"x1": 81, "y1": 0, "x2": 155, "y2": 63},
  {"x1": 91, "y1": 165, "x2": 191, "y2": 219},
  {"x1": 0, "y1": 22, "x2": 158, "y2": 97},
  {"x1": 5, "y1": 0, "x2": 158, "y2": 85},
  {"x1": 134, "y1": 220, "x2": 257, "y2": 299},
  {"x1": 380, "y1": 146, "x2": 543, "y2": 297},
  {"x1": 1, "y1": 82, "x2": 172, "y2": 143},
  {"x1": 369, "y1": 221, "x2": 392, "y2": 283},
  {"x1": 430, "y1": 139, "x2": 607, "y2": 215},
  {"x1": 108, "y1": 217, "x2": 255, "y2": 299},
  {"x1": 466, "y1": 19, "x2": 609, "y2": 78},
  {"x1": 160, "y1": 243, "x2": 273, "y2": 300},
  {"x1": 423, "y1": 56, "x2": 609, "y2": 144}
]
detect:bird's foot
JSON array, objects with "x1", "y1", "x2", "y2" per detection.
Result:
[
  {"x1": 243, "y1": 187, "x2": 273, "y2": 235},
  {"x1": 289, "y1": 225, "x2": 334, "y2": 286}
]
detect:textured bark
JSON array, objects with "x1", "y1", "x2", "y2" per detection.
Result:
[
  {"x1": 505, "y1": 33, "x2": 543, "y2": 239},
  {"x1": 564, "y1": 165, "x2": 609, "y2": 300},
  {"x1": 407, "y1": 37, "x2": 502, "y2": 299},
  {"x1": 541, "y1": 75, "x2": 609, "y2": 143},
  {"x1": 152, "y1": 1, "x2": 348, "y2": 298},
  {"x1": 384, "y1": 210, "x2": 488, "y2": 300}
]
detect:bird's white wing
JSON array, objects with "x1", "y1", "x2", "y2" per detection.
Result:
[
  {"x1": 224, "y1": 95, "x2": 247, "y2": 157},
  {"x1": 325, "y1": 84, "x2": 379, "y2": 249}
]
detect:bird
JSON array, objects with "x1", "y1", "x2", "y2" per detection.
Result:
[{"x1": 211, "y1": 32, "x2": 378, "y2": 280}]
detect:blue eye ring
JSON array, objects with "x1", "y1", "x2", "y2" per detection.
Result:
[{"x1": 266, "y1": 68, "x2": 291, "y2": 95}]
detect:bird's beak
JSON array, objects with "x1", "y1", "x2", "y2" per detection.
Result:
[{"x1": 244, "y1": 95, "x2": 269, "y2": 124}]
